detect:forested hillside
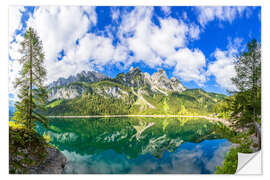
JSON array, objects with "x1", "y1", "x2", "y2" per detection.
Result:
[{"x1": 46, "y1": 68, "x2": 226, "y2": 116}]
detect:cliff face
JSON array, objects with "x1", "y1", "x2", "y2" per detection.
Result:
[
  {"x1": 48, "y1": 87, "x2": 81, "y2": 101},
  {"x1": 46, "y1": 68, "x2": 225, "y2": 116},
  {"x1": 48, "y1": 70, "x2": 108, "y2": 89},
  {"x1": 116, "y1": 67, "x2": 186, "y2": 94},
  {"x1": 94, "y1": 85, "x2": 129, "y2": 99},
  {"x1": 48, "y1": 68, "x2": 186, "y2": 101},
  {"x1": 145, "y1": 69, "x2": 186, "y2": 95}
]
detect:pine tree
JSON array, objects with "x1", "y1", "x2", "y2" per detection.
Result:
[
  {"x1": 13, "y1": 27, "x2": 48, "y2": 129},
  {"x1": 231, "y1": 39, "x2": 261, "y2": 148}
]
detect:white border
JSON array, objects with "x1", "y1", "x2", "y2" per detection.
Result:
[
  {"x1": 1, "y1": 0, "x2": 269, "y2": 180},
  {"x1": 4, "y1": 0, "x2": 263, "y2": 6}
]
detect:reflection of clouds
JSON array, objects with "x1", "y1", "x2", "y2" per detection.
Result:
[
  {"x1": 204, "y1": 140, "x2": 232, "y2": 172},
  {"x1": 174, "y1": 150, "x2": 202, "y2": 173},
  {"x1": 62, "y1": 139, "x2": 232, "y2": 174},
  {"x1": 62, "y1": 150, "x2": 94, "y2": 173},
  {"x1": 158, "y1": 148, "x2": 203, "y2": 174},
  {"x1": 128, "y1": 159, "x2": 160, "y2": 173},
  {"x1": 64, "y1": 150, "x2": 131, "y2": 173}
]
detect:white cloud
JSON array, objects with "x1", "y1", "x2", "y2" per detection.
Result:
[
  {"x1": 161, "y1": 6, "x2": 171, "y2": 16},
  {"x1": 126, "y1": 16, "x2": 189, "y2": 67},
  {"x1": 226, "y1": 37, "x2": 244, "y2": 53},
  {"x1": 151, "y1": 18, "x2": 189, "y2": 56},
  {"x1": 8, "y1": 58, "x2": 21, "y2": 95},
  {"x1": 9, "y1": 6, "x2": 130, "y2": 88},
  {"x1": 8, "y1": 6, "x2": 25, "y2": 102},
  {"x1": 9, "y1": 6, "x2": 207, "y2": 93},
  {"x1": 196, "y1": 7, "x2": 248, "y2": 27},
  {"x1": 118, "y1": 7, "x2": 161, "y2": 66},
  {"x1": 119, "y1": 7, "x2": 188, "y2": 65},
  {"x1": 113, "y1": 44, "x2": 129, "y2": 63},
  {"x1": 62, "y1": 33, "x2": 115, "y2": 70},
  {"x1": 111, "y1": 7, "x2": 120, "y2": 21},
  {"x1": 8, "y1": 34, "x2": 24, "y2": 101},
  {"x1": 207, "y1": 38, "x2": 243, "y2": 91},
  {"x1": 182, "y1": 11, "x2": 188, "y2": 21},
  {"x1": 167, "y1": 48, "x2": 206, "y2": 85},
  {"x1": 118, "y1": 7, "x2": 205, "y2": 84},
  {"x1": 9, "y1": 6, "x2": 25, "y2": 42},
  {"x1": 207, "y1": 49, "x2": 236, "y2": 91},
  {"x1": 25, "y1": 6, "x2": 97, "y2": 82},
  {"x1": 50, "y1": 32, "x2": 130, "y2": 78},
  {"x1": 9, "y1": 34, "x2": 24, "y2": 61},
  {"x1": 189, "y1": 24, "x2": 200, "y2": 40}
]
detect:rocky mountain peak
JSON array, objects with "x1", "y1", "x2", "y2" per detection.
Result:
[
  {"x1": 151, "y1": 69, "x2": 168, "y2": 82},
  {"x1": 170, "y1": 77, "x2": 178, "y2": 82},
  {"x1": 145, "y1": 69, "x2": 186, "y2": 95},
  {"x1": 158, "y1": 69, "x2": 165, "y2": 73},
  {"x1": 48, "y1": 68, "x2": 186, "y2": 102},
  {"x1": 48, "y1": 70, "x2": 108, "y2": 88},
  {"x1": 127, "y1": 66, "x2": 141, "y2": 74},
  {"x1": 124, "y1": 67, "x2": 144, "y2": 87},
  {"x1": 120, "y1": 67, "x2": 186, "y2": 94}
]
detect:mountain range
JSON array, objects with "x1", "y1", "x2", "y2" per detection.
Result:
[{"x1": 46, "y1": 67, "x2": 226, "y2": 116}]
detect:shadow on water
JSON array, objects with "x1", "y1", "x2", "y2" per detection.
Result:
[{"x1": 35, "y1": 117, "x2": 232, "y2": 174}]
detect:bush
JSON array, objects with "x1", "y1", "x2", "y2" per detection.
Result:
[
  {"x1": 9, "y1": 121, "x2": 48, "y2": 174},
  {"x1": 215, "y1": 142, "x2": 253, "y2": 174}
]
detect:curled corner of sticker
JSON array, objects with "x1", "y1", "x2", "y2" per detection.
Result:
[{"x1": 236, "y1": 151, "x2": 262, "y2": 175}]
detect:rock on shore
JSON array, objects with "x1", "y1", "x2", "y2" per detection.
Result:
[
  {"x1": 9, "y1": 124, "x2": 67, "y2": 174},
  {"x1": 28, "y1": 146, "x2": 67, "y2": 174}
]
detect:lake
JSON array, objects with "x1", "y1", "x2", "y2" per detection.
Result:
[{"x1": 36, "y1": 117, "x2": 232, "y2": 174}]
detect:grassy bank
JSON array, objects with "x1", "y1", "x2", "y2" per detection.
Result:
[
  {"x1": 9, "y1": 121, "x2": 49, "y2": 173},
  {"x1": 9, "y1": 121, "x2": 66, "y2": 174}
]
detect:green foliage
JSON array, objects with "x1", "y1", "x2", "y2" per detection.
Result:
[
  {"x1": 213, "y1": 40, "x2": 262, "y2": 173},
  {"x1": 128, "y1": 89, "x2": 225, "y2": 115},
  {"x1": 47, "y1": 92, "x2": 135, "y2": 115},
  {"x1": 47, "y1": 81, "x2": 226, "y2": 116},
  {"x1": 92, "y1": 80, "x2": 128, "y2": 90},
  {"x1": 214, "y1": 122, "x2": 237, "y2": 142},
  {"x1": 215, "y1": 125, "x2": 254, "y2": 174},
  {"x1": 230, "y1": 40, "x2": 261, "y2": 124},
  {"x1": 12, "y1": 27, "x2": 48, "y2": 129},
  {"x1": 214, "y1": 40, "x2": 261, "y2": 151},
  {"x1": 9, "y1": 28, "x2": 51, "y2": 174},
  {"x1": 215, "y1": 142, "x2": 252, "y2": 174},
  {"x1": 231, "y1": 40, "x2": 261, "y2": 93},
  {"x1": 212, "y1": 96, "x2": 234, "y2": 119},
  {"x1": 46, "y1": 99, "x2": 63, "y2": 108},
  {"x1": 9, "y1": 121, "x2": 48, "y2": 174},
  {"x1": 43, "y1": 132, "x2": 51, "y2": 143}
]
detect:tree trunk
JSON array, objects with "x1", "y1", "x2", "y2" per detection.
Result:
[
  {"x1": 29, "y1": 34, "x2": 33, "y2": 129},
  {"x1": 252, "y1": 51, "x2": 261, "y2": 150},
  {"x1": 254, "y1": 121, "x2": 261, "y2": 149}
]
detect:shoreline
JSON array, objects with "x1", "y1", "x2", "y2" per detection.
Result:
[
  {"x1": 47, "y1": 115, "x2": 231, "y2": 126},
  {"x1": 28, "y1": 146, "x2": 67, "y2": 174}
]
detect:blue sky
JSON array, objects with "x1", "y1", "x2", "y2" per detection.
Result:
[{"x1": 9, "y1": 6, "x2": 261, "y2": 98}]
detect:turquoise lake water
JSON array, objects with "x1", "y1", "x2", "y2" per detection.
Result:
[{"x1": 36, "y1": 117, "x2": 232, "y2": 174}]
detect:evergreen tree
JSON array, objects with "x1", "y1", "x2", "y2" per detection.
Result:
[
  {"x1": 13, "y1": 27, "x2": 48, "y2": 129},
  {"x1": 231, "y1": 39, "x2": 261, "y2": 148}
]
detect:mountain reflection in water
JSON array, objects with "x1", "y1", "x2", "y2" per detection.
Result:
[{"x1": 36, "y1": 117, "x2": 232, "y2": 174}]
